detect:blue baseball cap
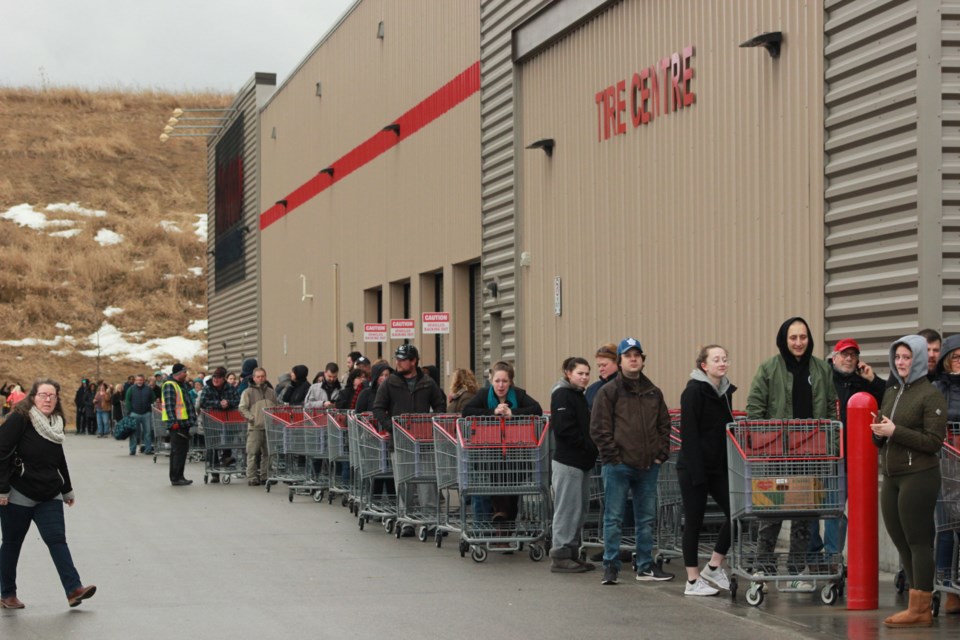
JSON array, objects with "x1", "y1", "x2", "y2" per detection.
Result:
[{"x1": 617, "y1": 337, "x2": 644, "y2": 356}]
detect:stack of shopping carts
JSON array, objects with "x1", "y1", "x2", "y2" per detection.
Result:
[{"x1": 200, "y1": 408, "x2": 247, "y2": 484}]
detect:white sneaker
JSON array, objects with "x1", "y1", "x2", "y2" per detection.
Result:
[
  {"x1": 701, "y1": 564, "x2": 730, "y2": 590},
  {"x1": 684, "y1": 577, "x2": 719, "y2": 597},
  {"x1": 784, "y1": 579, "x2": 816, "y2": 593}
]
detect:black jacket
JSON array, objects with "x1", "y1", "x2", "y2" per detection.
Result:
[
  {"x1": 676, "y1": 376, "x2": 736, "y2": 486},
  {"x1": 125, "y1": 383, "x2": 155, "y2": 415},
  {"x1": 833, "y1": 366, "x2": 885, "y2": 425},
  {"x1": 372, "y1": 369, "x2": 446, "y2": 433},
  {"x1": 0, "y1": 412, "x2": 74, "y2": 501},
  {"x1": 550, "y1": 381, "x2": 598, "y2": 471},
  {"x1": 585, "y1": 374, "x2": 614, "y2": 411},
  {"x1": 462, "y1": 385, "x2": 542, "y2": 417}
]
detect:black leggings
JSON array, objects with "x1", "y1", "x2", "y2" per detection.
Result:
[
  {"x1": 880, "y1": 465, "x2": 940, "y2": 592},
  {"x1": 678, "y1": 469, "x2": 732, "y2": 568}
]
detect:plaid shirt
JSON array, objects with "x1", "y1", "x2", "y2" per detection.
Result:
[{"x1": 162, "y1": 377, "x2": 198, "y2": 428}]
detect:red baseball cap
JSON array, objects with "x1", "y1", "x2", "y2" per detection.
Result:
[{"x1": 833, "y1": 338, "x2": 860, "y2": 354}]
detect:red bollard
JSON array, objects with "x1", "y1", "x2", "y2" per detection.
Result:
[{"x1": 847, "y1": 391, "x2": 879, "y2": 610}]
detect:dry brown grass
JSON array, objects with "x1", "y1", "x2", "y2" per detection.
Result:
[{"x1": 0, "y1": 86, "x2": 228, "y2": 386}]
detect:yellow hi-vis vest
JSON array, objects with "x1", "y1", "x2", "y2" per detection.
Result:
[{"x1": 160, "y1": 380, "x2": 188, "y2": 421}]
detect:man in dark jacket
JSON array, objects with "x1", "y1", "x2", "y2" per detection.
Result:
[
  {"x1": 125, "y1": 374, "x2": 156, "y2": 455},
  {"x1": 590, "y1": 337, "x2": 673, "y2": 585},
  {"x1": 73, "y1": 379, "x2": 88, "y2": 435},
  {"x1": 198, "y1": 366, "x2": 241, "y2": 482},
  {"x1": 585, "y1": 343, "x2": 618, "y2": 410},
  {"x1": 373, "y1": 345, "x2": 446, "y2": 536}
]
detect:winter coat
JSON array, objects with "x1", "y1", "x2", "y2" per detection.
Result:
[
  {"x1": 303, "y1": 384, "x2": 333, "y2": 409},
  {"x1": 112, "y1": 391, "x2": 124, "y2": 421},
  {"x1": 95, "y1": 386, "x2": 112, "y2": 412},
  {"x1": 590, "y1": 372, "x2": 670, "y2": 469},
  {"x1": 373, "y1": 369, "x2": 447, "y2": 433},
  {"x1": 446, "y1": 389, "x2": 475, "y2": 415},
  {"x1": 676, "y1": 371, "x2": 736, "y2": 486},
  {"x1": 125, "y1": 383, "x2": 155, "y2": 415},
  {"x1": 461, "y1": 385, "x2": 542, "y2": 417},
  {"x1": 550, "y1": 379, "x2": 598, "y2": 471},
  {"x1": 0, "y1": 411, "x2": 74, "y2": 502},
  {"x1": 935, "y1": 334, "x2": 960, "y2": 421},
  {"x1": 198, "y1": 379, "x2": 240, "y2": 412},
  {"x1": 585, "y1": 374, "x2": 615, "y2": 411},
  {"x1": 239, "y1": 382, "x2": 277, "y2": 430},
  {"x1": 877, "y1": 335, "x2": 947, "y2": 477},
  {"x1": 833, "y1": 366, "x2": 886, "y2": 425},
  {"x1": 237, "y1": 358, "x2": 259, "y2": 396}
]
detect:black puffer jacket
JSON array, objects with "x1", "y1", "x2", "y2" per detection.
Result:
[
  {"x1": 550, "y1": 379, "x2": 597, "y2": 471},
  {"x1": 372, "y1": 369, "x2": 446, "y2": 433},
  {"x1": 0, "y1": 411, "x2": 74, "y2": 502},
  {"x1": 676, "y1": 371, "x2": 736, "y2": 486}
]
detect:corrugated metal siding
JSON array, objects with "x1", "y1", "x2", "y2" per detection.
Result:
[
  {"x1": 206, "y1": 76, "x2": 272, "y2": 373},
  {"x1": 943, "y1": 2, "x2": 960, "y2": 333},
  {"x1": 517, "y1": 0, "x2": 825, "y2": 405},
  {"x1": 823, "y1": 0, "x2": 932, "y2": 367},
  {"x1": 480, "y1": 0, "x2": 553, "y2": 379}
]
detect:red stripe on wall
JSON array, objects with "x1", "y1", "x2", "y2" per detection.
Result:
[{"x1": 260, "y1": 60, "x2": 481, "y2": 231}]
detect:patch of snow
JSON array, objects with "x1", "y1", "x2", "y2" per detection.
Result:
[
  {"x1": 1, "y1": 204, "x2": 76, "y2": 230},
  {"x1": 94, "y1": 229, "x2": 123, "y2": 246},
  {"x1": 49, "y1": 229, "x2": 82, "y2": 238},
  {"x1": 193, "y1": 214, "x2": 207, "y2": 242},
  {"x1": 188, "y1": 267, "x2": 203, "y2": 277},
  {"x1": 45, "y1": 202, "x2": 107, "y2": 218},
  {"x1": 103, "y1": 306, "x2": 123, "y2": 318},
  {"x1": 187, "y1": 319, "x2": 208, "y2": 333},
  {"x1": 159, "y1": 220, "x2": 181, "y2": 233},
  {"x1": 55, "y1": 322, "x2": 72, "y2": 331},
  {"x1": 79, "y1": 322, "x2": 205, "y2": 367},
  {"x1": 0, "y1": 335, "x2": 75, "y2": 348}
]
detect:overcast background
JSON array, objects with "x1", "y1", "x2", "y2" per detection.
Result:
[{"x1": 0, "y1": 0, "x2": 356, "y2": 92}]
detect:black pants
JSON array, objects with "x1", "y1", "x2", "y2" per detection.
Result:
[
  {"x1": 678, "y1": 469, "x2": 732, "y2": 568},
  {"x1": 169, "y1": 429, "x2": 190, "y2": 482},
  {"x1": 880, "y1": 465, "x2": 940, "y2": 591}
]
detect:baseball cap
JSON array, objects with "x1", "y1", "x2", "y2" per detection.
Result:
[
  {"x1": 355, "y1": 356, "x2": 370, "y2": 365},
  {"x1": 833, "y1": 338, "x2": 860, "y2": 354},
  {"x1": 617, "y1": 337, "x2": 643, "y2": 356},
  {"x1": 394, "y1": 344, "x2": 419, "y2": 361}
]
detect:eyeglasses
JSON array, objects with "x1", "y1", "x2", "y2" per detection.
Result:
[
  {"x1": 36, "y1": 393, "x2": 58, "y2": 401},
  {"x1": 835, "y1": 351, "x2": 859, "y2": 360},
  {"x1": 950, "y1": 354, "x2": 960, "y2": 362}
]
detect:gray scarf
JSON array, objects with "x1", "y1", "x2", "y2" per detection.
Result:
[{"x1": 29, "y1": 406, "x2": 65, "y2": 444}]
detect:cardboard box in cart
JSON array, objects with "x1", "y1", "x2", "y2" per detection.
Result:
[{"x1": 750, "y1": 476, "x2": 823, "y2": 511}]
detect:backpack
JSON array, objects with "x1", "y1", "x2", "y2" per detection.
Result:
[{"x1": 113, "y1": 415, "x2": 139, "y2": 440}]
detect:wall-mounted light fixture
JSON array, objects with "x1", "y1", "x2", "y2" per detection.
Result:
[
  {"x1": 346, "y1": 321, "x2": 355, "y2": 333},
  {"x1": 739, "y1": 31, "x2": 783, "y2": 59},
  {"x1": 383, "y1": 123, "x2": 400, "y2": 136},
  {"x1": 377, "y1": 21, "x2": 385, "y2": 39},
  {"x1": 316, "y1": 81, "x2": 323, "y2": 97},
  {"x1": 319, "y1": 166, "x2": 335, "y2": 178},
  {"x1": 486, "y1": 281, "x2": 499, "y2": 298},
  {"x1": 526, "y1": 138, "x2": 555, "y2": 157}
]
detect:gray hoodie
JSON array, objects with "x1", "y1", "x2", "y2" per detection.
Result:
[
  {"x1": 689, "y1": 368, "x2": 732, "y2": 398},
  {"x1": 888, "y1": 334, "x2": 930, "y2": 386}
]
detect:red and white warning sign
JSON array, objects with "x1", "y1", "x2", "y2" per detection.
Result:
[
  {"x1": 421, "y1": 312, "x2": 450, "y2": 334},
  {"x1": 390, "y1": 319, "x2": 416, "y2": 339},
  {"x1": 363, "y1": 323, "x2": 388, "y2": 343}
]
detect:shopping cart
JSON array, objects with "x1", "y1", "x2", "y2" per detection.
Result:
[
  {"x1": 346, "y1": 412, "x2": 367, "y2": 516},
  {"x1": 391, "y1": 414, "x2": 457, "y2": 541},
  {"x1": 151, "y1": 402, "x2": 168, "y2": 463},
  {"x1": 933, "y1": 422, "x2": 960, "y2": 616},
  {"x1": 326, "y1": 409, "x2": 352, "y2": 506},
  {"x1": 355, "y1": 414, "x2": 398, "y2": 532},
  {"x1": 200, "y1": 409, "x2": 247, "y2": 484},
  {"x1": 726, "y1": 419, "x2": 845, "y2": 606},
  {"x1": 432, "y1": 414, "x2": 462, "y2": 547},
  {"x1": 452, "y1": 415, "x2": 551, "y2": 563},
  {"x1": 263, "y1": 406, "x2": 328, "y2": 502}
]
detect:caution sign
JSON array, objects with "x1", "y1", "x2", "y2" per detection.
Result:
[
  {"x1": 422, "y1": 312, "x2": 450, "y2": 334},
  {"x1": 390, "y1": 319, "x2": 416, "y2": 339},
  {"x1": 363, "y1": 323, "x2": 387, "y2": 343}
]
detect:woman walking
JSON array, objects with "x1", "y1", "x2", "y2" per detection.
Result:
[
  {"x1": 548, "y1": 357, "x2": 597, "y2": 573},
  {"x1": 0, "y1": 380, "x2": 96, "y2": 609},
  {"x1": 677, "y1": 345, "x2": 735, "y2": 596},
  {"x1": 872, "y1": 335, "x2": 947, "y2": 627}
]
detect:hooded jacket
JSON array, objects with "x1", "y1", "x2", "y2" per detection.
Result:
[
  {"x1": 281, "y1": 365, "x2": 310, "y2": 405},
  {"x1": 550, "y1": 378, "x2": 598, "y2": 471},
  {"x1": 877, "y1": 335, "x2": 947, "y2": 476},
  {"x1": 355, "y1": 363, "x2": 391, "y2": 414},
  {"x1": 745, "y1": 317, "x2": 838, "y2": 420},
  {"x1": 934, "y1": 334, "x2": 960, "y2": 421},
  {"x1": 590, "y1": 372, "x2": 671, "y2": 469},
  {"x1": 372, "y1": 367, "x2": 446, "y2": 433},
  {"x1": 239, "y1": 380, "x2": 276, "y2": 429},
  {"x1": 676, "y1": 369, "x2": 736, "y2": 485},
  {"x1": 237, "y1": 358, "x2": 258, "y2": 396}
]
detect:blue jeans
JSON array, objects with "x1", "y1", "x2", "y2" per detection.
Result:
[
  {"x1": 602, "y1": 463, "x2": 660, "y2": 572},
  {"x1": 0, "y1": 500, "x2": 82, "y2": 597},
  {"x1": 129, "y1": 411, "x2": 153, "y2": 453},
  {"x1": 808, "y1": 515, "x2": 848, "y2": 555},
  {"x1": 95, "y1": 410, "x2": 111, "y2": 436}
]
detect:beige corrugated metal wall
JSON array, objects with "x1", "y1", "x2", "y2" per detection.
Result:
[
  {"x1": 257, "y1": 0, "x2": 481, "y2": 383},
  {"x1": 207, "y1": 74, "x2": 275, "y2": 373},
  {"x1": 479, "y1": 0, "x2": 553, "y2": 378},
  {"x1": 517, "y1": 0, "x2": 825, "y2": 405},
  {"x1": 824, "y1": 0, "x2": 959, "y2": 366}
]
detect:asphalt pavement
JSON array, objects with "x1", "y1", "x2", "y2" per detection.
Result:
[{"x1": 2, "y1": 434, "x2": 958, "y2": 640}]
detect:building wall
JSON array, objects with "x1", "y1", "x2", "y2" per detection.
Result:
[
  {"x1": 206, "y1": 73, "x2": 276, "y2": 373},
  {"x1": 257, "y1": 0, "x2": 481, "y2": 384},
  {"x1": 516, "y1": 0, "x2": 825, "y2": 405}
]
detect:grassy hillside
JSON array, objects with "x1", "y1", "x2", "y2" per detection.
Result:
[{"x1": 0, "y1": 87, "x2": 230, "y2": 389}]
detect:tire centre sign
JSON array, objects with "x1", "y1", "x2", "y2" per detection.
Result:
[
  {"x1": 363, "y1": 323, "x2": 388, "y2": 342},
  {"x1": 422, "y1": 312, "x2": 450, "y2": 334},
  {"x1": 390, "y1": 319, "x2": 416, "y2": 339},
  {"x1": 594, "y1": 45, "x2": 695, "y2": 142}
]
